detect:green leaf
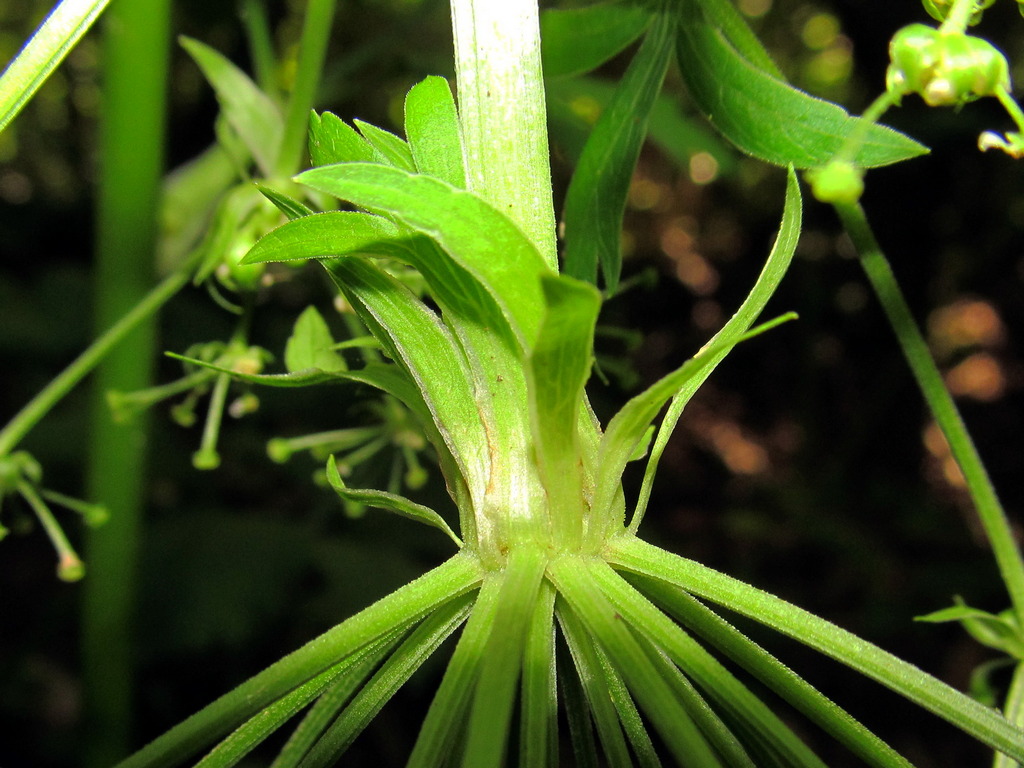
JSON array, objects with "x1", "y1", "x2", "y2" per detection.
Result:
[
  {"x1": 546, "y1": 76, "x2": 735, "y2": 174},
  {"x1": 540, "y1": 2, "x2": 650, "y2": 79},
  {"x1": 527, "y1": 274, "x2": 601, "y2": 548},
  {"x1": 308, "y1": 111, "x2": 377, "y2": 167},
  {"x1": 591, "y1": 313, "x2": 795, "y2": 539},
  {"x1": 241, "y1": 211, "x2": 407, "y2": 265},
  {"x1": 561, "y1": 9, "x2": 673, "y2": 292},
  {"x1": 255, "y1": 183, "x2": 315, "y2": 220},
  {"x1": 917, "y1": 601, "x2": 1024, "y2": 659},
  {"x1": 692, "y1": 0, "x2": 783, "y2": 79},
  {"x1": 556, "y1": 600, "x2": 636, "y2": 766},
  {"x1": 0, "y1": 0, "x2": 110, "y2": 135},
  {"x1": 284, "y1": 306, "x2": 346, "y2": 374},
  {"x1": 675, "y1": 7, "x2": 927, "y2": 169},
  {"x1": 193, "y1": 662, "x2": 346, "y2": 768},
  {"x1": 269, "y1": 630, "x2": 410, "y2": 768},
  {"x1": 180, "y1": 36, "x2": 283, "y2": 176},
  {"x1": 115, "y1": 554, "x2": 483, "y2": 768},
  {"x1": 297, "y1": 596, "x2": 473, "y2": 767},
  {"x1": 606, "y1": 566, "x2": 901, "y2": 768},
  {"x1": 631, "y1": 168, "x2": 802, "y2": 532},
  {"x1": 608, "y1": 537, "x2": 1024, "y2": 766},
  {"x1": 296, "y1": 163, "x2": 551, "y2": 345},
  {"x1": 549, "y1": 556, "x2": 725, "y2": 767},
  {"x1": 407, "y1": 576, "x2": 503, "y2": 768},
  {"x1": 354, "y1": 119, "x2": 417, "y2": 172},
  {"x1": 404, "y1": 76, "x2": 466, "y2": 188},
  {"x1": 325, "y1": 457, "x2": 461, "y2": 546},
  {"x1": 519, "y1": 581, "x2": 559, "y2": 768},
  {"x1": 462, "y1": 547, "x2": 549, "y2": 767},
  {"x1": 166, "y1": 351, "x2": 352, "y2": 388},
  {"x1": 322, "y1": 257, "x2": 490, "y2": 511}
]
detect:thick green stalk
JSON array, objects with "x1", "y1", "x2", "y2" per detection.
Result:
[
  {"x1": 833, "y1": 201, "x2": 1024, "y2": 625},
  {"x1": 81, "y1": 0, "x2": 171, "y2": 764},
  {"x1": 449, "y1": 0, "x2": 557, "y2": 268}
]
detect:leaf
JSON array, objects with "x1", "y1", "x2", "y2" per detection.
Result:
[
  {"x1": 692, "y1": 0, "x2": 783, "y2": 79},
  {"x1": 255, "y1": 183, "x2": 315, "y2": 220},
  {"x1": 322, "y1": 256, "x2": 490, "y2": 508},
  {"x1": 0, "y1": 0, "x2": 110, "y2": 135},
  {"x1": 546, "y1": 76, "x2": 735, "y2": 174},
  {"x1": 241, "y1": 211, "x2": 407, "y2": 265},
  {"x1": 540, "y1": 2, "x2": 650, "y2": 79},
  {"x1": 354, "y1": 119, "x2": 417, "y2": 172},
  {"x1": 675, "y1": 7, "x2": 927, "y2": 169},
  {"x1": 404, "y1": 76, "x2": 466, "y2": 188},
  {"x1": 916, "y1": 601, "x2": 1024, "y2": 658},
  {"x1": 608, "y1": 537, "x2": 1024, "y2": 766},
  {"x1": 527, "y1": 274, "x2": 602, "y2": 547},
  {"x1": 609, "y1": 569, "x2": 901, "y2": 768},
  {"x1": 296, "y1": 595, "x2": 473, "y2": 766},
  {"x1": 561, "y1": 9, "x2": 674, "y2": 292},
  {"x1": 462, "y1": 548, "x2": 549, "y2": 766},
  {"x1": 114, "y1": 554, "x2": 483, "y2": 768},
  {"x1": 592, "y1": 313, "x2": 796, "y2": 534},
  {"x1": 325, "y1": 458, "x2": 461, "y2": 546},
  {"x1": 308, "y1": 111, "x2": 377, "y2": 167},
  {"x1": 284, "y1": 306, "x2": 347, "y2": 373},
  {"x1": 630, "y1": 168, "x2": 802, "y2": 532},
  {"x1": 296, "y1": 163, "x2": 551, "y2": 345},
  {"x1": 180, "y1": 36, "x2": 283, "y2": 176}
]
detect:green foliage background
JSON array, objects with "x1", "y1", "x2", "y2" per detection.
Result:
[{"x1": 1, "y1": 0, "x2": 1023, "y2": 765}]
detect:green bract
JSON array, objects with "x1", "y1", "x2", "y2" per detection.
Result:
[{"x1": 887, "y1": 24, "x2": 1010, "y2": 107}]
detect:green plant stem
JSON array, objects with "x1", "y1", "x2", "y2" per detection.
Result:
[
  {"x1": 81, "y1": 0, "x2": 171, "y2": 764},
  {"x1": 994, "y1": 661, "x2": 1024, "y2": 768},
  {"x1": 833, "y1": 201, "x2": 1024, "y2": 625},
  {"x1": 0, "y1": 262, "x2": 195, "y2": 458},
  {"x1": 275, "y1": 0, "x2": 336, "y2": 176},
  {"x1": 449, "y1": 0, "x2": 557, "y2": 268},
  {"x1": 0, "y1": 0, "x2": 110, "y2": 134},
  {"x1": 939, "y1": 0, "x2": 977, "y2": 34}
]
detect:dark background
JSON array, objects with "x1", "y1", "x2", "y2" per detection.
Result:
[{"x1": 1, "y1": 0, "x2": 1023, "y2": 764}]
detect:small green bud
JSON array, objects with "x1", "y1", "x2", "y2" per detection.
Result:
[
  {"x1": 405, "y1": 465, "x2": 428, "y2": 490},
  {"x1": 267, "y1": 438, "x2": 293, "y2": 464},
  {"x1": 806, "y1": 161, "x2": 865, "y2": 205},
  {"x1": 58, "y1": 554, "x2": 86, "y2": 582},
  {"x1": 887, "y1": 25, "x2": 1010, "y2": 107},
  {"x1": 83, "y1": 504, "x2": 110, "y2": 528},
  {"x1": 192, "y1": 447, "x2": 221, "y2": 470}
]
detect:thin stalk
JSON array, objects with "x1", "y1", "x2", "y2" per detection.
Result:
[
  {"x1": 449, "y1": 0, "x2": 557, "y2": 268},
  {"x1": 81, "y1": 0, "x2": 171, "y2": 764},
  {"x1": 833, "y1": 201, "x2": 1024, "y2": 625},
  {"x1": 938, "y1": 0, "x2": 979, "y2": 34},
  {"x1": 0, "y1": 260, "x2": 195, "y2": 458},
  {"x1": 19, "y1": 481, "x2": 85, "y2": 581},
  {"x1": 0, "y1": 0, "x2": 109, "y2": 134},
  {"x1": 275, "y1": 0, "x2": 336, "y2": 176}
]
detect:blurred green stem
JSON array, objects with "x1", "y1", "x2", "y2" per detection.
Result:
[
  {"x1": 275, "y1": 0, "x2": 336, "y2": 176},
  {"x1": 834, "y1": 201, "x2": 1024, "y2": 624},
  {"x1": 82, "y1": 0, "x2": 171, "y2": 764},
  {"x1": 0, "y1": 260, "x2": 194, "y2": 458}
]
